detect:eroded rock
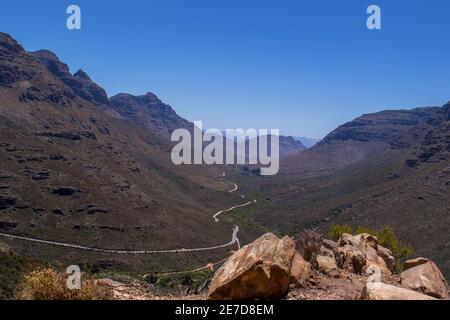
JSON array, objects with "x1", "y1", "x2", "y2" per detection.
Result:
[
  {"x1": 290, "y1": 252, "x2": 310, "y2": 286},
  {"x1": 401, "y1": 259, "x2": 449, "y2": 299},
  {"x1": 208, "y1": 233, "x2": 295, "y2": 300},
  {"x1": 361, "y1": 282, "x2": 437, "y2": 300},
  {"x1": 316, "y1": 255, "x2": 338, "y2": 275}
]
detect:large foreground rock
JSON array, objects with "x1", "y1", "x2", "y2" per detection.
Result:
[
  {"x1": 400, "y1": 258, "x2": 449, "y2": 299},
  {"x1": 208, "y1": 233, "x2": 296, "y2": 300},
  {"x1": 361, "y1": 283, "x2": 437, "y2": 300}
]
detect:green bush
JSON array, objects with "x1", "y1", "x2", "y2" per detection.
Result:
[
  {"x1": 328, "y1": 224, "x2": 353, "y2": 241},
  {"x1": 328, "y1": 224, "x2": 413, "y2": 273},
  {"x1": 0, "y1": 244, "x2": 30, "y2": 299}
]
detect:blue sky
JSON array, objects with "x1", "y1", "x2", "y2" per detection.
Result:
[{"x1": 1, "y1": 0, "x2": 450, "y2": 138}]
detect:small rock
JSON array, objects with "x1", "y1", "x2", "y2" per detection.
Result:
[
  {"x1": 320, "y1": 245, "x2": 335, "y2": 259},
  {"x1": 323, "y1": 239, "x2": 337, "y2": 250},
  {"x1": 53, "y1": 208, "x2": 64, "y2": 215},
  {"x1": 52, "y1": 187, "x2": 79, "y2": 196},
  {"x1": 337, "y1": 233, "x2": 360, "y2": 247},
  {"x1": 0, "y1": 194, "x2": 16, "y2": 210},
  {"x1": 290, "y1": 252, "x2": 310, "y2": 286},
  {"x1": 316, "y1": 255, "x2": 338, "y2": 275}
]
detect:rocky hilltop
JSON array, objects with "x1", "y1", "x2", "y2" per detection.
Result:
[
  {"x1": 109, "y1": 92, "x2": 193, "y2": 137},
  {"x1": 31, "y1": 50, "x2": 111, "y2": 107}
]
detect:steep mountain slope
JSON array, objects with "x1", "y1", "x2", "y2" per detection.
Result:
[
  {"x1": 294, "y1": 136, "x2": 321, "y2": 148},
  {"x1": 282, "y1": 106, "x2": 448, "y2": 176},
  {"x1": 110, "y1": 93, "x2": 193, "y2": 137},
  {"x1": 31, "y1": 50, "x2": 111, "y2": 107},
  {"x1": 278, "y1": 136, "x2": 306, "y2": 157},
  {"x1": 0, "y1": 32, "x2": 239, "y2": 272}
]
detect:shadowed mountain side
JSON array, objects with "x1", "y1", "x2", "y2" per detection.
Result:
[{"x1": 0, "y1": 32, "x2": 244, "y2": 271}]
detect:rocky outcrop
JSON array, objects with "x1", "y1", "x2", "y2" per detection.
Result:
[
  {"x1": 31, "y1": 50, "x2": 110, "y2": 106},
  {"x1": 361, "y1": 282, "x2": 437, "y2": 300},
  {"x1": 320, "y1": 107, "x2": 447, "y2": 148},
  {"x1": 290, "y1": 253, "x2": 310, "y2": 286},
  {"x1": 208, "y1": 233, "x2": 297, "y2": 300},
  {"x1": 52, "y1": 187, "x2": 80, "y2": 196},
  {"x1": 109, "y1": 93, "x2": 193, "y2": 137},
  {"x1": 335, "y1": 245, "x2": 366, "y2": 274},
  {"x1": 335, "y1": 233, "x2": 394, "y2": 274},
  {"x1": 400, "y1": 258, "x2": 449, "y2": 299}
]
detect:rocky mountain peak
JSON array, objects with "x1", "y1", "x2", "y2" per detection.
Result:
[
  {"x1": 31, "y1": 49, "x2": 71, "y2": 78},
  {"x1": 74, "y1": 69, "x2": 91, "y2": 80},
  {"x1": 31, "y1": 51, "x2": 110, "y2": 106},
  {"x1": 444, "y1": 101, "x2": 450, "y2": 120},
  {"x1": 0, "y1": 32, "x2": 24, "y2": 54},
  {"x1": 109, "y1": 92, "x2": 193, "y2": 136}
]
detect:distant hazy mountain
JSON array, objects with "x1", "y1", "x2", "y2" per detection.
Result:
[{"x1": 293, "y1": 136, "x2": 321, "y2": 148}]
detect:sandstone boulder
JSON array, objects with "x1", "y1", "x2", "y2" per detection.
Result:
[
  {"x1": 290, "y1": 252, "x2": 310, "y2": 286},
  {"x1": 401, "y1": 259, "x2": 449, "y2": 299},
  {"x1": 316, "y1": 255, "x2": 338, "y2": 275},
  {"x1": 361, "y1": 282, "x2": 437, "y2": 300},
  {"x1": 323, "y1": 239, "x2": 337, "y2": 250},
  {"x1": 403, "y1": 257, "x2": 430, "y2": 271},
  {"x1": 337, "y1": 233, "x2": 394, "y2": 274},
  {"x1": 335, "y1": 245, "x2": 366, "y2": 274},
  {"x1": 319, "y1": 245, "x2": 335, "y2": 259},
  {"x1": 208, "y1": 233, "x2": 295, "y2": 300},
  {"x1": 356, "y1": 233, "x2": 392, "y2": 274},
  {"x1": 377, "y1": 245, "x2": 396, "y2": 272},
  {"x1": 337, "y1": 233, "x2": 359, "y2": 247}
]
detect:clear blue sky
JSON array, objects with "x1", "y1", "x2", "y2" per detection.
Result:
[{"x1": 1, "y1": 0, "x2": 450, "y2": 138}]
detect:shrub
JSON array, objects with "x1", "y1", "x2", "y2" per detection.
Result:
[
  {"x1": 356, "y1": 225, "x2": 413, "y2": 273},
  {"x1": 15, "y1": 267, "x2": 113, "y2": 300},
  {"x1": 0, "y1": 245, "x2": 30, "y2": 299},
  {"x1": 328, "y1": 224, "x2": 353, "y2": 241},
  {"x1": 294, "y1": 229, "x2": 323, "y2": 266},
  {"x1": 156, "y1": 269, "x2": 214, "y2": 295}
]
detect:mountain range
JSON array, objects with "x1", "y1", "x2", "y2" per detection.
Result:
[
  {"x1": 1, "y1": 32, "x2": 449, "y2": 280},
  {"x1": 236, "y1": 103, "x2": 450, "y2": 279}
]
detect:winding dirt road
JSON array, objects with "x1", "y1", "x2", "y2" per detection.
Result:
[{"x1": 0, "y1": 175, "x2": 254, "y2": 255}]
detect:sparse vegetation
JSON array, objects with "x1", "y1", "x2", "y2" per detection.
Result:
[
  {"x1": 294, "y1": 229, "x2": 323, "y2": 267},
  {"x1": 328, "y1": 224, "x2": 353, "y2": 241},
  {"x1": 15, "y1": 267, "x2": 113, "y2": 300},
  {"x1": 328, "y1": 224, "x2": 413, "y2": 273},
  {"x1": 0, "y1": 243, "x2": 30, "y2": 299},
  {"x1": 156, "y1": 269, "x2": 214, "y2": 295},
  {"x1": 222, "y1": 191, "x2": 270, "y2": 235},
  {"x1": 356, "y1": 225, "x2": 413, "y2": 273}
]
